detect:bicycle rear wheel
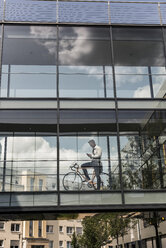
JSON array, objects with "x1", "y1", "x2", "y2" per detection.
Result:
[
  {"x1": 92, "y1": 173, "x2": 110, "y2": 190},
  {"x1": 63, "y1": 172, "x2": 83, "y2": 191}
]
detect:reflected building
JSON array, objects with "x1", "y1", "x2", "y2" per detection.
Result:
[{"x1": 0, "y1": 0, "x2": 166, "y2": 216}]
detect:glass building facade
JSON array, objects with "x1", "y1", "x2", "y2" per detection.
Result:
[{"x1": 0, "y1": 0, "x2": 166, "y2": 212}]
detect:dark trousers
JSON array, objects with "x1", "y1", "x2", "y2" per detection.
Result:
[{"x1": 81, "y1": 161, "x2": 102, "y2": 190}]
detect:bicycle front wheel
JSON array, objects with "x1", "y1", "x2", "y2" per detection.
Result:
[{"x1": 63, "y1": 172, "x2": 83, "y2": 191}]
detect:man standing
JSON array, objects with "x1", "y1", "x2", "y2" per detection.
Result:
[{"x1": 81, "y1": 139, "x2": 102, "y2": 190}]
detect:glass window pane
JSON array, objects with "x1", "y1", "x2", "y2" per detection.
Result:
[
  {"x1": 151, "y1": 66, "x2": 166, "y2": 74},
  {"x1": 3, "y1": 73, "x2": 56, "y2": 98},
  {"x1": 119, "y1": 110, "x2": 166, "y2": 190},
  {"x1": 59, "y1": 74, "x2": 104, "y2": 98},
  {"x1": 152, "y1": 75, "x2": 166, "y2": 98},
  {"x1": 60, "y1": 133, "x2": 120, "y2": 191},
  {"x1": 115, "y1": 66, "x2": 148, "y2": 74},
  {"x1": 59, "y1": 27, "x2": 112, "y2": 98},
  {"x1": 116, "y1": 75, "x2": 151, "y2": 98},
  {"x1": 2, "y1": 25, "x2": 57, "y2": 98},
  {"x1": 0, "y1": 25, "x2": 1, "y2": 58},
  {"x1": 59, "y1": 66, "x2": 103, "y2": 74},
  {"x1": 113, "y1": 27, "x2": 165, "y2": 66},
  {"x1": 3, "y1": 25, "x2": 56, "y2": 65},
  {"x1": 1, "y1": 74, "x2": 8, "y2": 97},
  {"x1": 113, "y1": 27, "x2": 163, "y2": 41},
  {"x1": 114, "y1": 41, "x2": 165, "y2": 67},
  {"x1": 1, "y1": 133, "x2": 57, "y2": 192},
  {"x1": 113, "y1": 27, "x2": 165, "y2": 99},
  {"x1": 59, "y1": 68, "x2": 113, "y2": 98}
]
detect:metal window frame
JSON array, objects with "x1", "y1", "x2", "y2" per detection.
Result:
[{"x1": 0, "y1": 22, "x2": 166, "y2": 210}]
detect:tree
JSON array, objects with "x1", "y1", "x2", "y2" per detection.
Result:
[
  {"x1": 77, "y1": 213, "x2": 135, "y2": 248},
  {"x1": 107, "y1": 213, "x2": 135, "y2": 248},
  {"x1": 78, "y1": 214, "x2": 111, "y2": 248},
  {"x1": 71, "y1": 232, "x2": 80, "y2": 248}
]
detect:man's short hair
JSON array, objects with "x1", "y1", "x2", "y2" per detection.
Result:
[{"x1": 88, "y1": 139, "x2": 95, "y2": 145}]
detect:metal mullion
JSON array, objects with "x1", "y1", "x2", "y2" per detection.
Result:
[
  {"x1": 158, "y1": 2, "x2": 162, "y2": 26},
  {"x1": 2, "y1": 135, "x2": 7, "y2": 192},
  {"x1": 108, "y1": 1, "x2": 111, "y2": 25},
  {"x1": 35, "y1": 0, "x2": 166, "y2": 4},
  {"x1": 0, "y1": 22, "x2": 163, "y2": 27},
  {"x1": 59, "y1": 72, "x2": 166, "y2": 76},
  {"x1": 103, "y1": 66, "x2": 107, "y2": 98},
  {"x1": 56, "y1": 0, "x2": 59, "y2": 24},
  {"x1": 9, "y1": 132, "x2": 14, "y2": 206},
  {"x1": 56, "y1": 25, "x2": 60, "y2": 207},
  {"x1": 7, "y1": 64, "x2": 10, "y2": 98},
  {"x1": 0, "y1": 24, "x2": 4, "y2": 97},
  {"x1": 148, "y1": 67, "x2": 154, "y2": 98},
  {"x1": 109, "y1": 26, "x2": 125, "y2": 205},
  {"x1": 107, "y1": 135, "x2": 112, "y2": 188},
  {"x1": 161, "y1": 26, "x2": 166, "y2": 71},
  {"x1": 156, "y1": 137, "x2": 164, "y2": 189},
  {"x1": 3, "y1": 0, "x2": 6, "y2": 22}
]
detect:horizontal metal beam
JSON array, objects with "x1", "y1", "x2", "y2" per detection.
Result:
[
  {"x1": 1, "y1": 204, "x2": 166, "y2": 220},
  {"x1": 31, "y1": 0, "x2": 166, "y2": 4}
]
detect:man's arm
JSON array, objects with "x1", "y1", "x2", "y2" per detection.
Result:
[{"x1": 87, "y1": 153, "x2": 92, "y2": 158}]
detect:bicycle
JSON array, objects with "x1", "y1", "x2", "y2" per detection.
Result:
[{"x1": 62, "y1": 162, "x2": 110, "y2": 190}]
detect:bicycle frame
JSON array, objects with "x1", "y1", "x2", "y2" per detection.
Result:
[{"x1": 70, "y1": 163, "x2": 97, "y2": 186}]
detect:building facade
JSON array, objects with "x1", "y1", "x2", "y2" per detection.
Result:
[
  {"x1": 46, "y1": 219, "x2": 82, "y2": 248},
  {"x1": 105, "y1": 218, "x2": 166, "y2": 248},
  {"x1": 0, "y1": 0, "x2": 166, "y2": 215},
  {"x1": 0, "y1": 219, "x2": 83, "y2": 248},
  {"x1": 0, "y1": 221, "x2": 23, "y2": 248},
  {"x1": 23, "y1": 220, "x2": 49, "y2": 248}
]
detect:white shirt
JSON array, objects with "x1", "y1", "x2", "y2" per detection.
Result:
[{"x1": 91, "y1": 145, "x2": 102, "y2": 159}]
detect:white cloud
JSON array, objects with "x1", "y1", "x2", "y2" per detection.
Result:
[
  {"x1": 30, "y1": 26, "x2": 57, "y2": 56},
  {"x1": 133, "y1": 84, "x2": 151, "y2": 98},
  {"x1": 59, "y1": 27, "x2": 93, "y2": 65},
  {"x1": 115, "y1": 66, "x2": 148, "y2": 75}
]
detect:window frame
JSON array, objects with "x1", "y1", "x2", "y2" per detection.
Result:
[
  {"x1": 0, "y1": 240, "x2": 4, "y2": 248},
  {"x1": 11, "y1": 224, "x2": 20, "y2": 232},
  {"x1": 0, "y1": 222, "x2": 4, "y2": 230},
  {"x1": 46, "y1": 225, "x2": 53, "y2": 233},
  {"x1": 66, "y1": 226, "x2": 73, "y2": 235}
]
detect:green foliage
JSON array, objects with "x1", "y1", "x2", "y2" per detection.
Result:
[
  {"x1": 107, "y1": 213, "x2": 132, "y2": 245},
  {"x1": 139, "y1": 211, "x2": 163, "y2": 228},
  {"x1": 76, "y1": 213, "x2": 134, "y2": 248},
  {"x1": 71, "y1": 232, "x2": 80, "y2": 248},
  {"x1": 78, "y1": 214, "x2": 111, "y2": 248},
  {"x1": 57, "y1": 213, "x2": 79, "y2": 220}
]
